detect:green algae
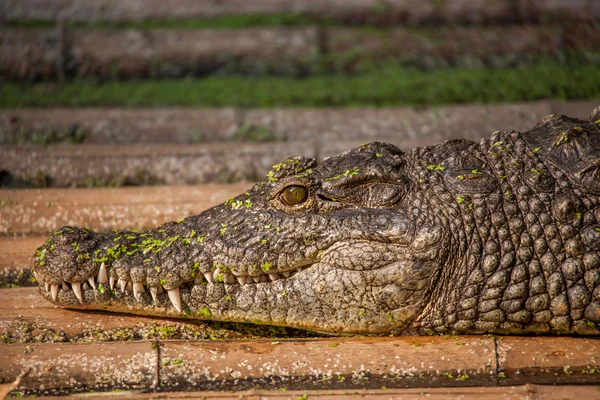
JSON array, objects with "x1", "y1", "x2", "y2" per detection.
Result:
[
  {"x1": 296, "y1": 168, "x2": 313, "y2": 178},
  {"x1": 261, "y1": 261, "x2": 272, "y2": 272},
  {"x1": 555, "y1": 131, "x2": 570, "y2": 146},
  {"x1": 325, "y1": 167, "x2": 360, "y2": 181},
  {"x1": 266, "y1": 171, "x2": 278, "y2": 182},
  {"x1": 190, "y1": 262, "x2": 200, "y2": 279},
  {"x1": 199, "y1": 308, "x2": 212, "y2": 317},
  {"x1": 272, "y1": 163, "x2": 287, "y2": 172},
  {"x1": 426, "y1": 164, "x2": 445, "y2": 171}
]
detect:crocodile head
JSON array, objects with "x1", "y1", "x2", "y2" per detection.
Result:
[{"x1": 32, "y1": 142, "x2": 450, "y2": 334}]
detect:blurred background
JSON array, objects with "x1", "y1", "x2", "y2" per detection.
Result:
[{"x1": 0, "y1": 0, "x2": 599, "y2": 188}]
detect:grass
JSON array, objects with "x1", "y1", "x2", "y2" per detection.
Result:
[
  {"x1": 8, "y1": 13, "x2": 328, "y2": 30},
  {"x1": 6, "y1": 126, "x2": 88, "y2": 145},
  {"x1": 1, "y1": 63, "x2": 599, "y2": 108}
]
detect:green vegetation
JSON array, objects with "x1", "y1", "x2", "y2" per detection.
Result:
[
  {"x1": 6, "y1": 126, "x2": 88, "y2": 145},
  {"x1": 8, "y1": 13, "x2": 326, "y2": 30},
  {"x1": 234, "y1": 122, "x2": 277, "y2": 142},
  {"x1": 2, "y1": 62, "x2": 598, "y2": 108}
]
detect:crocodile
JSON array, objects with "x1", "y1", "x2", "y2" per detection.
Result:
[{"x1": 32, "y1": 107, "x2": 600, "y2": 336}]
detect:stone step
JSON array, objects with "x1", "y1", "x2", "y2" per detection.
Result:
[
  {"x1": 1, "y1": 101, "x2": 598, "y2": 188},
  {"x1": 2, "y1": 100, "x2": 596, "y2": 145},
  {"x1": 23, "y1": 386, "x2": 600, "y2": 400},
  {"x1": 2, "y1": 23, "x2": 598, "y2": 80},
  {"x1": 0, "y1": 141, "x2": 315, "y2": 187},
  {"x1": 0, "y1": 27, "x2": 317, "y2": 80},
  {"x1": 2, "y1": 0, "x2": 598, "y2": 25}
]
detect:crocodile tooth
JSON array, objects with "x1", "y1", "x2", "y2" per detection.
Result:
[
  {"x1": 72, "y1": 282, "x2": 83, "y2": 304},
  {"x1": 109, "y1": 276, "x2": 116, "y2": 290},
  {"x1": 149, "y1": 286, "x2": 158, "y2": 303},
  {"x1": 252, "y1": 276, "x2": 261, "y2": 283},
  {"x1": 194, "y1": 276, "x2": 204, "y2": 284},
  {"x1": 97, "y1": 262, "x2": 109, "y2": 284},
  {"x1": 133, "y1": 282, "x2": 145, "y2": 297},
  {"x1": 260, "y1": 275, "x2": 269, "y2": 283},
  {"x1": 118, "y1": 278, "x2": 128, "y2": 292},
  {"x1": 268, "y1": 273, "x2": 279, "y2": 281},
  {"x1": 88, "y1": 276, "x2": 97, "y2": 290},
  {"x1": 236, "y1": 276, "x2": 247, "y2": 285},
  {"x1": 225, "y1": 273, "x2": 235, "y2": 284},
  {"x1": 33, "y1": 271, "x2": 43, "y2": 284},
  {"x1": 204, "y1": 272, "x2": 214, "y2": 283},
  {"x1": 62, "y1": 282, "x2": 69, "y2": 291},
  {"x1": 126, "y1": 281, "x2": 133, "y2": 292},
  {"x1": 167, "y1": 287, "x2": 182, "y2": 312},
  {"x1": 212, "y1": 269, "x2": 221, "y2": 283},
  {"x1": 282, "y1": 271, "x2": 290, "y2": 278},
  {"x1": 83, "y1": 282, "x2": 90, "y2": 291},
  {"x1": 45, "y1": 282, "x2": 50, "y2": 291},
  {"x1": 157, "y1": 286, "x2": 164, "y2": 294},
  {"x1": 51, "y1": 284, "x2": 59, "y2": 300}
]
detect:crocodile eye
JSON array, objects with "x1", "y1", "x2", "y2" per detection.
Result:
[{"x1": 280, "y1": 185, "x2": 309, "y2": 206}]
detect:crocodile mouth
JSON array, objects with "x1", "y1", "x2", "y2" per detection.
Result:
[{"x1": 35, "y1": 260, "x2": 314, "y2": 313}]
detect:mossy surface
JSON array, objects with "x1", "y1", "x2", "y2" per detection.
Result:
[
  {"x1": 0, "y1": 315, "x2": 322, "y2": 344},
  {"x1": 2, "y1": 62, "x2": 598, "y2": 108},
  {"x1": 0, "y1": 268, "x2": 35, "y2": 289},
  {"x1": 8, "y1": 13, "x2": 327, "y2": 30},
  {"x1": 4, "y1": 126, "x2": 88, "y2": 145}
]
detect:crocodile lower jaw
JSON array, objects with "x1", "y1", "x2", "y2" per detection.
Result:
[{"x1": 34, "y1": 261, "x2": 313, "y2": 313}]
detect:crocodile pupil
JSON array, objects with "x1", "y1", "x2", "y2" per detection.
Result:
[{"x1": 280, "y1": 185, "x2": 308, "y2": 206}]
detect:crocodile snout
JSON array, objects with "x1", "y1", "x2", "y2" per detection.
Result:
[{"x1": 32, "y1": 226, "x2": 105, "y2": 303}]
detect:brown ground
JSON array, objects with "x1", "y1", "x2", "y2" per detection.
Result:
[{"x1": 1, "y1": 287, "x2": 600, "y2": 395}]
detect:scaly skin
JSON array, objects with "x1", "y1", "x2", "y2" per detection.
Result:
[{"x1": 32, "y1": 108, "x2": 600, "y2": 335}]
